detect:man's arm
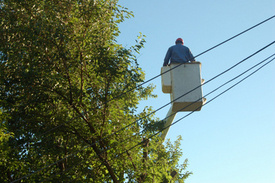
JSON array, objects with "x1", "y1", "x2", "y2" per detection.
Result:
[
  {"x1": 188, "y1": 48, "x2": 195, "y2": 62},
  {"x1": 163, "y1": 48, "x2": 171, "y2": 66}
]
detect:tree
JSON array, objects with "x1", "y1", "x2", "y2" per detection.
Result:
[{"x1": 0, "y1": 0, "x2": 192, "y2": 182}]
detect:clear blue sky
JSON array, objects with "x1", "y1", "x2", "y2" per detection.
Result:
[{"x1": 117, "y1": 0, "x2": 275, "y2": 183}]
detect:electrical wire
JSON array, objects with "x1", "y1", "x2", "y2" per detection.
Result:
[
  {"x1": 10, "y1": 15, "x2": 275, "y2": 181},
  {"x1": 157, "y1": 56, "x2": 275, "y2": 138},
  {"x1": 26, "y1": 51, "x2": 275, "y2": 183},
  {"x1": 64, "y1": 41, "x2": 275, "y2": 162},
  {"x1": 31, "y1": 14, "x2": 275, "y2": 138},
  {"x1": 112, "y1": 15, "x2": 275, "y2": 103},
  {"x1": 68, "y1": 40, "x2": 275, "y2": 149},
  {"x1": 49, "y1": 53, "x2": 275, "y2": 183},
  {"x1": 11, "y1": 40, "x2": 275, "y2": 182},
  {"x1": 155, "y1": 53, "x2": 275, "y2": 134},
  {"x1": 117, "y1": 54, "x2": 275, "y2": 156}
]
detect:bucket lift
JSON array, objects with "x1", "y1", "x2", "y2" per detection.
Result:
[{"x1": 160, "y1": 62, "x2": 206, "y2": 140}]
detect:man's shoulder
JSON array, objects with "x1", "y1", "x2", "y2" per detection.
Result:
[
  {"x1": 169, "y1": 45, "x2": 177, "y2": 49},
  {"x1": 182, "y1": 45, "x2": 189, "y2": 49},
  {"x1": 169, "y1": 44, "x2": 180, "y2": 50}
]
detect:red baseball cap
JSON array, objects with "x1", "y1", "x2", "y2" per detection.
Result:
[{"x1": 175, "y1": 38, "x2": 184, "y2": 44}]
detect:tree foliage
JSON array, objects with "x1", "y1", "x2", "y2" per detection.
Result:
[{"x1": 0, "y1": 0, "x2": 191, "y2": 182}]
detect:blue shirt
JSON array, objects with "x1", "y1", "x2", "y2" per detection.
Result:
[{"x1": 163, "y1": 44, "x2": 195, "y2": 66}]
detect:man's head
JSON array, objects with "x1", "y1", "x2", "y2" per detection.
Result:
[{"x1": 175, "y1": 38, "x2": 184, "y2": 45}]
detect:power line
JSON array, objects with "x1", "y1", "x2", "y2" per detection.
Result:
[
  {"x1": 74, "y1": 40, "x2": 275, "y2": 148},
  {"x1": 194, "y1": 15, "x2": 275, "y2": 58},
  {"x1": 20, "y1": 50, "x2": 275, "y2": 183},
  {"x1": 62, "y1": 53, "x2": 275, "y2": 182},
  {"x1": 163, "y1": 56, "x2": 275, "y2": 135},
  {"x1": 58, "y1": 41, "x2": 275, "y2": 165},
  {"x1": 131, "y1": 15, "x2": 275, "y2": 96},
  {"x1": 154, "y1": 53, "x2": 275, "y2": 134},
  {"x1": 121, "y1": 54, "x2": 275, "y2": 154},
  {"x1": 32, "y1": 14, "x2": 275, "y2": 138},
  {"x1": 12, "y1": 40, "x2": 275, "y2": 182},
  {"x1": 10, "y1": 14, "x2": 275, "y2": 181}
]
